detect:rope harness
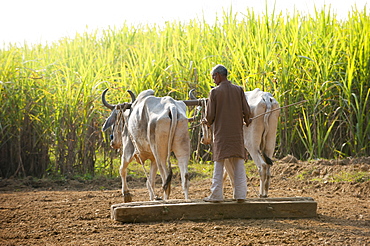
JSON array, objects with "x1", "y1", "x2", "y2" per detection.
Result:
[{"x1": 188, "y1": 98, "x2": 207, "y2": 129}]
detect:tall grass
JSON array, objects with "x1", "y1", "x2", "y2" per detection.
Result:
[{"x1": 0, "y1": 6, "x2": 369, "y2": 178}]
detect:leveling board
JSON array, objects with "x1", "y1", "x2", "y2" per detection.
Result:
[{"x1": 111, "y1": 197, "x2": 317, "y2": 223}]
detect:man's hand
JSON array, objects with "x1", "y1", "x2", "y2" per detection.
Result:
[
  {"x1": 201, "y1": 119, "x2": 211, "y2": 128},
  {"x1": 244, "y1": 118, "x2": 252, "y2": 127}
]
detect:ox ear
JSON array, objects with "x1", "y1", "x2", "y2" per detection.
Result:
[{"x1": 102, "y1": 109, "x2": 117, "y2": 131}]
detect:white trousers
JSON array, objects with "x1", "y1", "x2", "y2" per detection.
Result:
[{"x1": 209, "y1": 157, "x2": 247, "y2": 200}]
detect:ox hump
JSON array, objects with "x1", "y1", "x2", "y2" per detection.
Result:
[
  {"x1": 136, "y1": 89, "x2": 155, "y2": 101},
  {"x1": 245, "y1": 88, "x2": 276, "y2": 106}
]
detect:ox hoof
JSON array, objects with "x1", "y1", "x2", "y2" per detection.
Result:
[
  {"x1": 123, "y1": 192, "x2": 132, "y2": 203},
  {"x1": 155, "y1": 196, "x2": 163, "y2": 201},
  {"x1": 259, "y1": 194, "x2": 268, "y2": 198}
]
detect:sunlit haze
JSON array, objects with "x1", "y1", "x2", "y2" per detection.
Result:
[{"x1": 1, "y1": 0, "x2": 368, "y2": 46}]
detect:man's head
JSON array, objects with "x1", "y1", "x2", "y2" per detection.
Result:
[{"x1": 211, "y1": 64, "x2": 228, "y2": 85}]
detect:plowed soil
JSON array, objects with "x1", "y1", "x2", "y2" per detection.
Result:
[{"x1": 1, "y1": 157, "x2": 369, "y2": 245}]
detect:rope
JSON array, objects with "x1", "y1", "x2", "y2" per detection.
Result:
[
  {"x1": 188, "y1": 98, "x2": 207, "y2": 129},
  {"x1": 188, "y1": 122, "x2": 202, "y2": 129},
  {"x1": 250, "y1": 100, "x2": 307, "y2": 120}
]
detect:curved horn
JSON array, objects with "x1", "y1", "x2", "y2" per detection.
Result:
[
  {"x1": 102, "y1": 88, "x2": 115, "y2": 110},
  {"x1": 127, "y1": 90, "x2": 136, "y2": 103},
  {"x1": 189, "y1": 89, "x2": 197, "y2": 100}
]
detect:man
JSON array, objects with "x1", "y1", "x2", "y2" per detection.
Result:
[{"x1": 202, "y1": 64, "x2": 252, "y2": 203}]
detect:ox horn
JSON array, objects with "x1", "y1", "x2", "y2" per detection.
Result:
[
  {"x1": 182, "y1": 89, "x2": 201, "y2": 106},
  {"x1": 127, "y1": 90, "x2": 136, "y2": 103},
  {"x1": 102, "y1": 88, "x2": 115, "y2": 110},
  {"x1": 189, "y1": 89, "x2": 197, "y2": 100},
  {"x1": 102, "y1": 88, "x2": 134, "y2": 110}
]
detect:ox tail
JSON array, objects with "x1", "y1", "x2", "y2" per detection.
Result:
[
  {"x1": 163, "y1": 105, "x2": 177, "y2": 191},
  {"x1": 163, "y1": 168, "x2": 173, "y2": 191},
  {"x1": 261, "y1": 94, "x2": 273, "y2": 166},
  {"x1": 262, "y1": 151, "x2": 273, "y2": 166}
]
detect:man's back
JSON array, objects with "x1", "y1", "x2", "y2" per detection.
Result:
[{"x1": 206, "y1": 80, "x2": 249, "y2": 161}]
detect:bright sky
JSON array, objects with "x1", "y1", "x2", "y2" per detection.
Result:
[{"x1": 1, "y1": 0, "x2": 368, "y2": 46}]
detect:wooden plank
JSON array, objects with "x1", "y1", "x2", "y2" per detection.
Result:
[{"x1": 111, "y1": 197, "x2": 317, "y2": 223}]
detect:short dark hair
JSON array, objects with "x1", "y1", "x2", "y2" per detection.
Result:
[{"x1": 211, "y1": 64, "x2": 228, "y2": 77}]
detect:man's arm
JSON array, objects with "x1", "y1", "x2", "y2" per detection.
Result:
[
  {"x1": 203, "y1": 90, "x2": 216, "y2": 127},
  {"x1": 241, "y1": 90, "x2": 252, "y2": 127}
]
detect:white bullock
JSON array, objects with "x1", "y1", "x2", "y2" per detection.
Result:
[{"x1": 102, "y1": 89, "x2": 190, "y2": 202}]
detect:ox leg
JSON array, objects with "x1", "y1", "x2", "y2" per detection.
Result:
[
  {"x1": 176, "y1": 156, "x2": 190, "y2": 200},
  {"x1": 146, "y1": 160, "x2": 158, "y2": 201},
  {"x1": 172, "y1": 120, "x2": 191, "y2": 200},
  {"x1": 151, "y1": 119, "x2": 172, "y2": 200},
  {"x1": 260, "y1": 109, "x2": 278, "y2": 198},
  {"x1": 263, "y1": 164, "x2": 271, "y2": 198},
  {"x1": 248, "y1": 150, "x2": 269, "y2": 198},
  {"x1": 162, "y1": 175, "x2": 171, "y2": 200},
  {"x1": 262, "y1": 132, "x2": 275, "y2": 198},
  {"x1": 119, "y1": 157, "x2": 132, "y2": 203},
  {"x1": 258, "y1": 163, "x2": 270, "y2": 198},
  {"x1": 155, "y1": 159, "x2": 171, "y2": 200}
]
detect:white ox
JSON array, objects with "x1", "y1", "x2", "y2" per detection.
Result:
[
  {"x1": 194, "y1": 88, "x2": 279, "y2": 198},
  {"x1": 102, "y1": 89, "x2": 190, "y2": 202}
]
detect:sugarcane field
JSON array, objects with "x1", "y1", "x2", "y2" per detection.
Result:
[{"x1": 1, "y1": 2, "x2": 369, "y2": 246}]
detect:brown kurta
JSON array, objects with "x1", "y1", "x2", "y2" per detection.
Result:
[{"x1": 205, "y1": 81, "x2": 251, "y2": 161}]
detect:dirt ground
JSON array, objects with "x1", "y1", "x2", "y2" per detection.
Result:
[{"x1": 1, "y1": 157, "x2": 369, "y2": 245}]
